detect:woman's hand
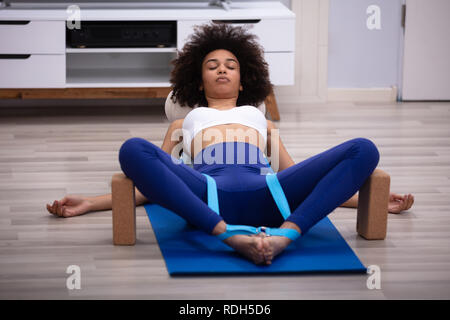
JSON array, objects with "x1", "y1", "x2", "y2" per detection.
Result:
[
  {"x1": 46, "y1": 195, "x2": 93, "y2": 218},
  {"x1": 388, "y1": 193, "x2": 414, "y2": 214}
]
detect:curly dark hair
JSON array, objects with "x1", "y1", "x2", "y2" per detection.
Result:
[{"x1": 169, "y1": 22, "x2": 273, "y2": 109}]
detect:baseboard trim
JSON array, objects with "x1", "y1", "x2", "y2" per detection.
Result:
[
  {"x1": 327, "y1": 86, "x2": 398, "y2": 102},
  {"x1": 274, "y1": 95, "x2": 327, "y2": 104}
]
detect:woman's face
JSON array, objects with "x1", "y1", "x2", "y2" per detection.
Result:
[{"x1": 200, "y1": 49, "x2": 243, "y2": 102}]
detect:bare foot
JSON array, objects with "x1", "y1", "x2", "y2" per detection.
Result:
[
  {"x1": 223, "y1": 234, "x2": 266, "y2": 265},
  {"x1": 261, "y1": 235, "x2": 292, "y2": 265}
]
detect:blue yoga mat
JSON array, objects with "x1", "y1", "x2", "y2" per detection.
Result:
[{"x1": 145, "y1": 204, "x2": 366, "y2": 275}]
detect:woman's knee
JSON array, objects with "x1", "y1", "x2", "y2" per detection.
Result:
[
  {"x1": 351, "y1": 137, "x2": 380, "y2": 167},
  {"x1": 118, "y1": 137, "x2": 157, "y2": 168}
]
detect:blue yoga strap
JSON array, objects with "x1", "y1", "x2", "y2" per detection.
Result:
[
  {"x1": 265, "y1": 173, "x2": 291, "y2": 220},
  {"x1": 200, "y1": 157, "x2": 301, "y2": 241},
  {"x1": 215, "y1": 224, "x2": 301, "y2": 241}
]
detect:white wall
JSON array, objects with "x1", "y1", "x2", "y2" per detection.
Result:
[{"x1": 328, "y1": 0, "x2": 403, "y2": 92}]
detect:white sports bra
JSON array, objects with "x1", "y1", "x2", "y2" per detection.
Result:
[{"x1": 182, "y1": 105, "x2": 267, "y2": 158}]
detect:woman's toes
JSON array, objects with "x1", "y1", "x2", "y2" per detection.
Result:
[
  {"x1": 252, "y1": 236, "x2": 266, "y2": 264},
  {"x1": 262, "y1": 237, "x2": 273, "y2": 265}
]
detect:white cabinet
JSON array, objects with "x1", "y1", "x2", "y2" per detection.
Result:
[
  {"x1": 0, "y1": 2, "x2": 295, "y2": 89},
  {"x1": 178, "y1": 19, "x2": 294, "y2": 52},
  {"x1": 66, "y1": 50, "x2": 176, "y2": 88},
  {"x1": 0, "y1": 54, "x2": 65, "y2": 88},
  {"x1": 0, "y1": 20, "x2": 65, "y2": 88},
  {"x1": 265, "y1": 52, "x2": 294, "y2": 85},
  {"x1": 0, "y1": 20, "x2": 65, "y2": 54},
  {"x1": 177, "y1": 18, "x2": 295, "y2": 86}
]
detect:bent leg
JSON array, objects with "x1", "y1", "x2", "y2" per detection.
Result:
[
  {"x1": 118, "y1": 137, "x2": 222, "y2": 233},
  {"x1": 277, "y1": 138, "x2": 380, "y2": 235}
]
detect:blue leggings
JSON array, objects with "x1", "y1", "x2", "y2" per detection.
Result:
[{"x1": 119, "y1": 138, "x2": 380, "y2": 236}]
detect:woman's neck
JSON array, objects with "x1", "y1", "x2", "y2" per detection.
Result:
[{"x1": 206, "y1": 97, "x2": 237, "y2": 110}]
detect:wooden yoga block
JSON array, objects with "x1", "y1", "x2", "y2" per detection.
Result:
[
  {"x1": 356, "y1": 168, "x2": 391, "y2": 240},
  {"x1": 112, "y1": 173, "x2": 136, "y2": 245},
  {"x1": 111, "y1": 168, "x2": 391, "y2": 245}
]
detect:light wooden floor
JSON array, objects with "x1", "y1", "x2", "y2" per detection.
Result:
[{"x1": 0, "y1": 99, "x2": 449, "y2": 300}]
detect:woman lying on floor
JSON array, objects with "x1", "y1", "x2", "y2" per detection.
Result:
[{"x1": 46, "y1": 23, "x2": 414, "y2": 265}]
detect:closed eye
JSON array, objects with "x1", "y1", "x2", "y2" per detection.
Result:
[{"x1": 209, "y1": 66, "x2": 236, "y2": 70}]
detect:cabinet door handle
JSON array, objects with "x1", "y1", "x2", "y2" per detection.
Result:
[
  {"x1": 212, "y1": 19, "x2": 261, "y2": 24},
  {"x1": 0, "y1": 21, "x2": 31, "y2": 25},
  {"x1": 0, "y1": 54, "x2": 31, "y2": 59}
]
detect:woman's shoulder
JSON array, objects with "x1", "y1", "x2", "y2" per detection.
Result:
[{"x1": 170, "y1": 118, "x2": 184, "y2": 130}]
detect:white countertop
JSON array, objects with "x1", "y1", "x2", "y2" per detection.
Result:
[{"x1": 0, "y1": 1, "x2": 295, "y2": 20}]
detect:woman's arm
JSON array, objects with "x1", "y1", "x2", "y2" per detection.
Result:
[
  {"x1": 267, "y1": 120, "x2": 359, "y2": 209},
  {"x1": 87, "y1": 188, "x2": 149, "y2": 211},
  {"x1": 124, "y1": 119, "x2": 183, "y2": 206},
  {"x1": 340, "y1": 193, "x2": 359, "y2": 208},
  {"x1": 266, "y1": 120, "x2": 414, "y2": 213},
  {"x1": 161, "y1": 118, "x2": 184, "y2": 156},
  {"x1": 126, "y1": 119, "x2": 183, "y2": 207},
  {"x1": 47, "y1": 120, "x2": 184, "y2": 217},
  {"x1": 340, "y1": 192, "x2": 415, "y2": 213},
  {"x1": 267, "y1": 120, "x2": 295, "y2": 172}
]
